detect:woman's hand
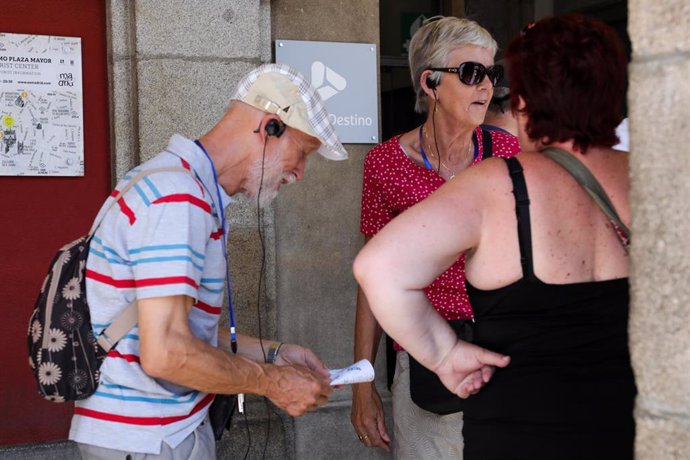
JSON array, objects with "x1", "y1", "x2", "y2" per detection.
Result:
[
  {"x1": 433, "y1": 340, "x2": 510, "y2": 398},
  {"x1": 351, "y1": 382, "x2": 391, "y2": 451}
]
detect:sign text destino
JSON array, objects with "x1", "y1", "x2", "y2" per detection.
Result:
[{"x1": 328, "y1": 113, "x2": 374, "y2": 127}]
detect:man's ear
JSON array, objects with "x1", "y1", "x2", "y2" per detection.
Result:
[
  {"x1": 254, "y1": 115, "x2": 286, "y2": 139},
  {"x1": 264, "y1": 118, "x2": 286, "y2": 138}
]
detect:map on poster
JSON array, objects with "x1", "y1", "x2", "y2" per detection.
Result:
[{"x1": 0, "y1": 32, "x2": 83, "y2": 176}]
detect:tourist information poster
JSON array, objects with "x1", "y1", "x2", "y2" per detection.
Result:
[{"x1": 0, "y1": 33, "x2": 83, "y2": 176}]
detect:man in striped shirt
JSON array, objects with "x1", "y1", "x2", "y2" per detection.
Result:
[{"x1": 70, "y1": 64, "x2": 348, "y2": 458}]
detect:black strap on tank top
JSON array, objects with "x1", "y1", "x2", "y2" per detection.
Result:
[
  {"x1": 471, "y1": 128, "x2": 494, "y2": 161},
  {"x1": 481, "y1": 128, "x2": 493, "y2": 160},
  {"x1": 504, "y1": 157, "x2": 537, "y2": 281}
]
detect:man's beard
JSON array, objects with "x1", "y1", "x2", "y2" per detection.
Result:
[{"x1": 244, "y1": 151, "x2": 288, "y2": 208}]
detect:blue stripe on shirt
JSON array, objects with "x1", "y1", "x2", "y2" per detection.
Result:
[
  {"x1": 92, "y1": 236, "x2": 128, "y2": 262},
  {"x1": 96, "y1": 383, "x2": 199, "y2": 404},
  {"x1": 131, "y1": 255, "x2": 204, "y2": 272},
  {"x1": 134, "y1": 183, "x2": 151, "y2": 206},
  {"x1": 143, "y1": 176, "x2": 162, "y2": 199},
  {"x1": 90, "y1": 250, "x2": 202, "y2": 272},
  {"x1": 129, "y1": 244, "x2": 205, "y2": 261},
  {"x1": 89, "y1": 248, "x2": 129, "y2": 265},
  {"x1": 201, "y1": 277, "x2": 224, "y2": 284},
  {"x1": 200, "y1": 285, "x2": 224, "y2": 294},
  {"x1": 93, "y1": 324, "x2": 138, "y2": 336}
]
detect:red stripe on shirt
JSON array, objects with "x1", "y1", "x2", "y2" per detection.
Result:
[
  {"x1": 86, "y1": 270, "x2": 136, "y2": 288},
  {"x1": 210, "y1": 229, "x2": 223, "y2": 240},
  {"x1": 136, "y1": 276, "x2": 198, "y2": 289},
  {"x1": 109, "y1": 192, "x2": 136, "y2": 225},
  {"x1": 152, "y1": 194, "x2": 211, "y2": 214},
  {"x1": 194, "y1": 301, "x2": 221, "y2": 315},
  {"x1": 74, "y1": 393, "x2": 214, "y2": 426},
  {"x1": 178, "y1": 158, "x2": 205, "y2": 196},
  {"x1": 86, "y1": 270, "x2": 198, "y2": 289},
  {"x1": 107, "y1": 350, "x2": 140, "y2": 363}
]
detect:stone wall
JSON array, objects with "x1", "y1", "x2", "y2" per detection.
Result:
[
  {"x1": 628, "y1": 0, "x2": 690, "y2": 458},
  {"x1": 271, "y1": 1, "x2": 390, "y2": 459}
]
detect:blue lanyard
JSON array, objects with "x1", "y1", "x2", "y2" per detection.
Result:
[
  {"x1": 194, "y1": 139, "x2": 238, "y2": 354},
  {"x1": 418, "y1": 125, "x2": 434, "y2": 170}
]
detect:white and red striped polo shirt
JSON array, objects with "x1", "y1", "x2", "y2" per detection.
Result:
[{"x1": 69, "y1": 135, "x2": 232, "y2": 454}]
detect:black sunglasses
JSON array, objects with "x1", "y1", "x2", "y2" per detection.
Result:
[{"x1": 427, "y1": 62, "x2": 504, "y2": 87}]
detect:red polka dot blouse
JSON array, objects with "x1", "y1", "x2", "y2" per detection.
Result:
[{"x1": 360, "y1": 126, "x2": 520, "y2": 339}]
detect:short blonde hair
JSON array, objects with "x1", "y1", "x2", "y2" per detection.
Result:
[{"x1": 409, "y1": 17, "x2": 498, "y2": 114}]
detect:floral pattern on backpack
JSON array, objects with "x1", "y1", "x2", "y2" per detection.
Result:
[{"x1": 27, "y1": 236, "x2": 106, "y2": 402}]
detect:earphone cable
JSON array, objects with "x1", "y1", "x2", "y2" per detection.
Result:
[
  {"x1": 432, "y1": 96, "x2": 441, "y2": 173},
  {"x1": 256, "y1": 135, "x2": 278, "y2": 460},
  {"x1": 257, "y1": 138, "x2": 268, "y2": 362},
  {"x1": 241, "y1": 408, "x2": 251, "y2": 460}
]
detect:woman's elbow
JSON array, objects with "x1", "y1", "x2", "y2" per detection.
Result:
[{"x1": 353, "y1": 246, "x2": 380, "y2": 291}]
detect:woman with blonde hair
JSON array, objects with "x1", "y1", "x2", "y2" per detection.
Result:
[{"x1": 351, "y1": 16, "x2": 519, "y2": 459}]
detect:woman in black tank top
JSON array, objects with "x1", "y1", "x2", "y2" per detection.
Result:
[{"x1": 354, "y1": 14, "x2": 634, "y2": 460}]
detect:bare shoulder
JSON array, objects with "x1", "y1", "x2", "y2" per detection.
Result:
[
  {"x1": 423, "y1": 156, "x2": 518, "y2": 226},
  {"x1": 448, "y1": 155, "x2": 516, "y2": 196},
  {"x1": 518, "y1": 148, "x2": 630, "y2": 205}
]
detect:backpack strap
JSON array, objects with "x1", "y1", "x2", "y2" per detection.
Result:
[
  {"x1": 97, "y1": 301, "x2": 139, "y2": 352},
  {"x1": 541, "y1": 148, "x2": 630, "y2": 251},
  {"x1": 91, "y1": 166, "x2": 195, "y2": 350}
]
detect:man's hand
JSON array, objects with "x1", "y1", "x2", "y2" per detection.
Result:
[
  {"x1": 264, "y1": 364, "x2": 332, "y2": 416},
  {"x1": 274, "y1": 343, "x2": 330, "y2": 380},
  {"x1": 433, "y1": 340, "x2": 510, "y2": 399},
  {"x1": 351, "y1": 382, "x2": 391, "y2": 451}
]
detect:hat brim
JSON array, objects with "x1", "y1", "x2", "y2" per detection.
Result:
[{"x1": 317, "y1": 143, "x2": 348, "y2": 161}]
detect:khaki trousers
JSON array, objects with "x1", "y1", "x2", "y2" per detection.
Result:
[{"x1": 392, "y1": 352, "x2": 464, "y2": 460}]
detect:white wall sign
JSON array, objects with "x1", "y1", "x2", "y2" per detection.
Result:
[
  {"x1": 0, "y1": 32, "x2": 83, "y2": 176},
  {"x1": 276, "y1": 40, "x2": 379, "y2": 144}
]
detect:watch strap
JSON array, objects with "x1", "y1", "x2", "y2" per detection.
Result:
[{"x1": 266, "y1": 342, "x2": 283, "y2": 364}]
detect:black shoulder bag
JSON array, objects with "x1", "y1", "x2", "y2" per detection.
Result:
[
  {"x1": 407, "y1": 321, "x2": 475, "y2": 415},
  {"x1": 209, "y1": 394, "x2": 238, "y2": 440}
]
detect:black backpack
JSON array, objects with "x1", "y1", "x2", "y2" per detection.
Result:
[{"x1": 27, "y1": 166, "x2": 188, "y2": 402}]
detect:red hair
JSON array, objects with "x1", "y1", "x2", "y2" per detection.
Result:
[{"x1": 506, "y1": 14, "x2": 627, "y2": 152}]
